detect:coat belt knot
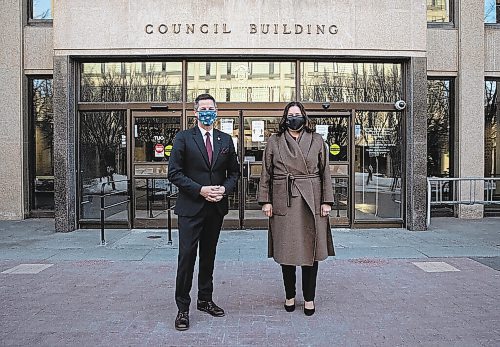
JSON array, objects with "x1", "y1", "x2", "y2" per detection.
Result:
[{"x1": 273, "y1": 173, "x2": 320, "y2": 207}]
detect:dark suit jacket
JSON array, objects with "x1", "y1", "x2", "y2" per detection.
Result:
[{"x1": 168, "y1": 126, "x2": 240, "y2": 217}]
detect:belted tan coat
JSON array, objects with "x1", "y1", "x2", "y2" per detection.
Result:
[{"x1": 258, "y1": 130, "x2": 335, "y2": 266}]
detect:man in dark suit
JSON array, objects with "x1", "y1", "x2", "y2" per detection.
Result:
[{"x1": 168, "y1": 93, "x2": 239, "y2": 331}]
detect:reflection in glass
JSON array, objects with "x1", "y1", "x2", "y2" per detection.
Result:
[
  {"x1": 330, "y1": 165, "x2": 348, "y2": 176},
  {"x1": 427, "y1": 79, "x2": 453, "y2": 177},
  {"x1": 243, "y1": 116, "x2": 281, "y2": 161},
  {"x1": 244, "y1": 116, "x2": 281, "y2": 212},
  {"x1": 427, "y1": 0, "x2": 450, "y2": 23},
  {"x1": 187, "y1": 62, "x2": 296, "y2": 102},
  {"x1": 80, "y1": 111, "x2": 127, "y2": 220},
  {"x1": 301, "y1": 62, "x2": 402, "y2": 103},
  {"x1": 485, "y1": 80, "x2": 500, "y2": 212},
  {"x1": 485, "y1": 0, "x2": 500, "y2": 23},
  {"x1": 332, "y1": 177, "x2": 349, "y2": 224},
  {"x1": 32, "y1": 0, "x2": 52, "y2": 19},
  {"x1": 312, "y1": 116, "x2": 349, "y2": 162},
  {"x1": 32, "y1": 78, "x2": 54, "y2": 210},
  {"x1": 81, "y1": 62, "x2": 182, "y2": 102},
  {"x1": 134, "y1": 178, "x2": 176, "y2": 219},
  {"x1": 354, "y1": 112, "x2": 402, "y2": 220},
  {"x1": 134, "y1": 116, "x2": 181, "y2": 162}
]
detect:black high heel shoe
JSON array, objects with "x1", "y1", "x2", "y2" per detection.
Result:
[
  {"x1": 304, "y1": 302, "x2": 315, "y2": 316},
  {"x1": 284, "y1": 299, "x2": 295, "y2": 312}
]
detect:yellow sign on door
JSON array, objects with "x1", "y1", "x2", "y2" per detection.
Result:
[
  {"x1": 330, "y1": 143, "x2": 340, "y2": 155},
  {"x1": 164, "y1": 144, "x2": 173, "y2": 157}
]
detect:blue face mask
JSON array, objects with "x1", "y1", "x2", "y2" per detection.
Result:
[{"x1": 198, "y1": 110, "x2": 217, "y2": 126}]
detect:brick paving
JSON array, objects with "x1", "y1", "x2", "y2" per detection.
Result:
[
  {"x1": 0, "y1": 217, "x2": 499, "y2": 346},
  {"x1": 1, "y1": 257, "x2": 499, "y2": 346}
]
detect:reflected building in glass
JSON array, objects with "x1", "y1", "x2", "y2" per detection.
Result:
[{"x1": 1, "y1": 0, "x2": 498, "y2": 231}]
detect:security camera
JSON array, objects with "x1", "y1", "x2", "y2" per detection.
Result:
[
  {"x1": 394, "y1": 100, "x2": 407, "y2": 110},
  {"x1": 322, "y1": 102, "x2": 331, "y2": 110}
]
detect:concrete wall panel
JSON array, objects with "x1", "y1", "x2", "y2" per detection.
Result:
[
  {"x1": 24, "y1": 26, "x2": 54, "y2": 71},
  {"x1": 427, "y1": 29, "x2": 458, "y2": 74},
  {"x1": 485, "y1": 27, "x2": 500, "y2": 76},
  {"x1": 457, "y1": 0, "x2": 486, "y2": 218},
  {"x1": 0, "y1": 1, "x2": 24, "y2": 219},
  {"x1": 53, "y1": 0, "x2": 426, "y2": 57}
]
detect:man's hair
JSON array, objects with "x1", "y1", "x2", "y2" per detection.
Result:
[{"x1": 194, "y1": 93, "x2": 217, "y2": 110}]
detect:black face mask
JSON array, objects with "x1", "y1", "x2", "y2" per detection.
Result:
[{"x1": 286, "y1": 116, "x2": 305, "y2": 131}]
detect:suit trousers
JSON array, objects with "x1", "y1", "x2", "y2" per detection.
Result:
[
  {"x1": 175, "y1": 202, "x2": 224, "y2": 312},
  {"x1": 281, "y1": 261, "x2": 319, "y2": 302}
]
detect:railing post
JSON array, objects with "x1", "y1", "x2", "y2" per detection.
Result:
[
  {"x1": 167, "y1": 193, "x2": 173, "y2": 245},
  {"x1": 335, "y1": 191, "x2": 341, "y2": 218},
  {"x1": 100, "y1": 183, "x2": 106, "y2": 245},
  {"x1": 127, "y1": 179, "x2": 132, "y2": 229},
  {"x1": 427, "y1": 178, "x2": 431, "y2": 228}
]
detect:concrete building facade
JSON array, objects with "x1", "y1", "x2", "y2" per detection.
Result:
[{"x1": 0, "y1": 0, "x2": 499, "y2": 231}]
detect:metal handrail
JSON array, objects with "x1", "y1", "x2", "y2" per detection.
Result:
[
  {"x1": 100, "y1": 179, "x2": 131, "y2": 245},
  {"x1": 426, "y1": 177, "x2": 500, "y2": 227},
  {"x1": 166, "y1": 191, "x2": 178, "y2": 245},
  {"x1": 99, "y1": 178, "x2": 178, "y2": 246}
]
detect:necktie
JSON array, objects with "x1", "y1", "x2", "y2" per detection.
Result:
[{"x1": 205, "y1": 132, "x2": 212, "y2": 164}]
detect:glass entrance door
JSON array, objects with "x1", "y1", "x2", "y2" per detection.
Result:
[
  {"x1": 218, "y1": 110, "x2": 351, "y2": 229},
  {"x1": 131, "y1": 111, "x2": 182, "y2": 228},
  {"x1": 240, "y1": 111, "x2": 282, "y2": 228},
  {"x1": 197, "y1": 110, "x2": 282, "y2": 229},
  {"x1": 310, "y1": 112, "x2": 352, "y2": 227}
]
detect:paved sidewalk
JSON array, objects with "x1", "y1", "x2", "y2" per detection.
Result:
[
  {"x1": 0, "y1": 217, "x2": 499, "y2": 346},
  {"x1": 0, "y1": 217, "x2": 499, "y2": 262}
]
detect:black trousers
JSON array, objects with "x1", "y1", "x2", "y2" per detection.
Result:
[
  {"x1": 281, "y1": 262, "x2": 319, "y2": 302},
  {"x1": 175, "y1": 203, "x2": 224, "y2": 312}
]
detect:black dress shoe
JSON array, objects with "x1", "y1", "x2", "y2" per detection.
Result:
[
  {"x1": 197, "y1": 300, "x2": 225, "y2": 317},
  {"x1": 175, "y1": 310, "x2": 189, "y2": 331},
  {"x1": 284, "y1": 298, "x2": 295, "y2": 312},
  {"x1": 304, "y1": 302, "x2": 315, "y2": 316}
]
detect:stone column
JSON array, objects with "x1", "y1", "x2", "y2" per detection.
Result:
[
  {"x1": 53, "y1": 56, "x2": 77, "y2": 232},
  {"x1": 456, "y1": 0, "x2": 485, "y2": 218},
  {"x1": 406, "y1": 57, "x2": 428, "y2": 231},
  {"x1": 0, "y1": 0, "x2": 24, "y2": 220}
]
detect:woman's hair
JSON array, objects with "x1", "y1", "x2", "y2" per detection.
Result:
[{"x1": 277, "y1": 101, "x2": 315, "y2": 136}]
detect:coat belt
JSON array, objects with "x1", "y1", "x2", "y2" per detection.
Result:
[{"x1": 273, "y1": 173, "x2": 320, "y2": 207}]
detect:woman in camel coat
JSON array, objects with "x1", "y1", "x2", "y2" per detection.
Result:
[{"x1": 258, "y1": 101, "x2": 334, "y2": 316}]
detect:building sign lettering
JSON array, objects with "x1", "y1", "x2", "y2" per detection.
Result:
[{"x1": 145, "y1": 23, "x2": 338, "y2": 35}]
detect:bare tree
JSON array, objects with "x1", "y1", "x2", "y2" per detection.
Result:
[
  {"x1": 427, "y1": 80, "x2": 451, "y2": 177},
  {"x1": 32, "y1": 0, "x2": 51, "y2": 19},
  {"x1": 80, "y1": 111, "x2": 125, "y2": 189},
  {"x1": 33, "y1": 79, "x2": 53, "y2": 151},
  {"x1": 484, "y1": 0, "x2": 499, "y2": 23},
  {"x1": 484, "y1": 81, "x2": 498, "y2": 177}
]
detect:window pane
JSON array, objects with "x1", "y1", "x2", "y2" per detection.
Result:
[
  {"x1": 311, "y1": 116, "x2": 349, "y2": 162},
  {"x1": 354, "y1": 112, "x2": 403, "y2": 220},
  {"x1": 485, "y1": 80, "x2": 499, "y2": 208},
  {"x1": 427, "y1": 0, "x2": 451, "y2": 23},
  {"x1": 32, "y1": 0, "x2": 52, "y2": 19},
  {"x1": 301, "y1": 62, "x2": 402, "y2": 103},
  {"x1": 485, "y1": 0, "x2": 500, "y2": 23},
  {"x1": 80, "y1": 62, "x2": 182, "y2": 102},
  {"x1": 133, "y1": 117, "x2": 181, "y2": 163},
  {"x1": 187, "y1": 62, "x2": 296, "y2": 102},
  {"x1": 427, "y1": 79, "x2": 453, "y2": 177},
  {"x1": 32, "y1": 78, "x2": 54, "y2": 210},
  {"x1": 79, "y1": 111, "x2": 128, "y2": 220}
]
